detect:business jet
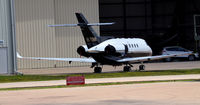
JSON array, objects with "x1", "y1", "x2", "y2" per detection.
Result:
[{"x1": 17, "y1": 13, "x2": 189, "y2": 73}]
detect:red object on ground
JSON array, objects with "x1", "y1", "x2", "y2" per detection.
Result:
[{"x1": 66, "y1": 76, "x2": 85, "y2": 85}]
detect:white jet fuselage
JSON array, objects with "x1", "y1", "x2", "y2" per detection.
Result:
[{"x1": 87, "y1": 38, "x2": 152, "y2": 57}]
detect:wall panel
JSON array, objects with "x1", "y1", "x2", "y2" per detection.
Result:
[
  {"x1": 0, "y1": 0, "x2": 11, "y2": 48},
  {"x1": 15, "y1": 0, "x2": 56, "y2": 69},
  {"x1": 15, "y1": 0, "x2": 99, "y2": 69}
]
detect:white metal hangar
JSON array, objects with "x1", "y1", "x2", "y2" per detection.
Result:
[
  {"x1": 0, "y1": 0, "x2": 99, "y2": 74},
  {"x1": 15, "y1": 0, "x2": 99, "y2": 69}
]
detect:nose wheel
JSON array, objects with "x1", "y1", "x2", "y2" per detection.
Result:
[
  {"x1": 139, "y1": 65, "x2": 145, "y2": 71},
  {"x1": 94, "y1": 67, "x2": 102, "y2": 73}
]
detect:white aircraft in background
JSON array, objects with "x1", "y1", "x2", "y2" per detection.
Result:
[{"x1": 17, "y1": 13, "x2": 189, "y2": 73}]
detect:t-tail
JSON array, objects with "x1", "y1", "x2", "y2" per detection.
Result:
[
  {"x1": 48, "y1": 13, "x2": 115, "y2": 48},
  {"x1": 75, "y1": 13, "x2": 100, "y2": 48}
]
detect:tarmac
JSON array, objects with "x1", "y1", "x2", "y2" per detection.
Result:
[
  {"x1": 19, "y1": 61, "x2": 200, "y2": 75},
  {"x1": 1, "y1": 61, "x2": 200, "y2": 105},
  {"x1": 1, "y1": 82, "x2": 200, "y2": 105},
  {"x1": 0, "y1": 74, "x2": 200, "y2": 89},
  {"x1": 0, "y1": 61, "x2": 198, "y2": 89}
]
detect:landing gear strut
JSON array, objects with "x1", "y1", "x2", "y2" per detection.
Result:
[{"x1": 94, "y1": 67, "x2": 102, "y2": 73}]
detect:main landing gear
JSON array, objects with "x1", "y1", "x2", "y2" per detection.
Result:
[
  {"x1": 123, "y1": 66, "x2": 131, "y2": 72},
  {"x1": 123, "y1": 64, "x2": 132, "y2": 72},
  {"x1": 91, "y1": 63, "x2": 145, "y2": 73},
  {"x1": 91, "y1": 63, "x2": 102, "y2": 73},
  {"x1": 123, "y1": 63, "x2": 145, "y2": 72},
  {"x1": 94, "y1": 67, "x2": 102, "y2": 73}
]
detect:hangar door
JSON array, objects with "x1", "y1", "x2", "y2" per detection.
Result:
[{"x1": 0, "y1": 48, "x2": 8, "y2": 74}]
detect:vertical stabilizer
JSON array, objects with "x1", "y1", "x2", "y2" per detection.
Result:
[{"x1": 75, "y1": 13, "x2": 100, "y2": 48}]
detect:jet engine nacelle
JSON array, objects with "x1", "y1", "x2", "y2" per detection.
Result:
[
  {"x1": 104, "y1": 44, "x2": 128, "y2": 56},
  {"x1": 77, "y1": 45, "x2": 90, "y2": 57}
]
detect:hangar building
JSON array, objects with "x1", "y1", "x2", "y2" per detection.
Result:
[
  {"x1": 0, "y1": 0, "x2": 200, "y2": 73},
  {"x1": 15, "y1": 0, "x2": 99, "y2": 69},
  {"x1": 99, "y1": 0, "x2": 200, "y2": 55}
]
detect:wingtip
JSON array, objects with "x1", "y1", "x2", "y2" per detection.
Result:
[
  {"x1": 17, "y1": 52, "x2": 23, "y2": 58},
  {"x1": 112, "y1": 22, "x2": 116, "y2": 24}
]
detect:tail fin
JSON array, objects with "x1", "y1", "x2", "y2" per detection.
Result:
[{"x1": 75, "y1": 13, "x2": 100, "y2": 48}]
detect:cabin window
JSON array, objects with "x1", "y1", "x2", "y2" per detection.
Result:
[
  {"x1": 134, "y1": 44, "x2": 136, "y2": 47},
  {"x1": 129, "y1": 44, "x2": 131, "y2": 48}
]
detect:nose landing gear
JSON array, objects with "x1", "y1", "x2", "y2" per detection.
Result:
[{"x1": 139, "y1": 64, "x2": 145, "y2": 71}]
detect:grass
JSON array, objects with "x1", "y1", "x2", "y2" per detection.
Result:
[
  {"x1": 0, "y1": 79, "x2": 199, "y2": 91},
  {"x1": 0, "y1": 69, "x2": 200, "y2": 83}
]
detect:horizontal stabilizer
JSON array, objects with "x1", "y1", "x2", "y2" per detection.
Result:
[
  {"x1": 48, "y1": 22, "x2": 115, "y2": 27},
  {"x1": 48, "y1": 24, "x2": 78, "y2": 27},
  {"x1": 87, "y1": 22, "x2": 115, "y2": 26}
]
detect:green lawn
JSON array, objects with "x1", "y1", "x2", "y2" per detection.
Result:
[{"x1": 0, "y1": 69, "x2": 200, "y2": 83}]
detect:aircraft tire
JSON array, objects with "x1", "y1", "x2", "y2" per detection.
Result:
[
  {"x1": 123, "y1": 66, "x2": 131, "y2": 72},
  {"x1": 139, "y1": 65, "x2": 145, "y2": 71},
  {"x1": 94, "y1": 67, "x2": 102, "y2": 73}
]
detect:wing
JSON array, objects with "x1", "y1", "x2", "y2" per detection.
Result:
[
  {"x1": 17, "y1": 53, "x2": 96, "y2": 63},
  {"x1": 117, "y1": 53, "x2": 191, "y2": 63}
]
